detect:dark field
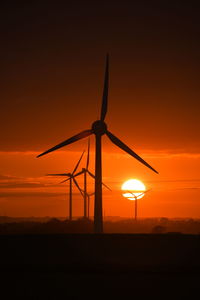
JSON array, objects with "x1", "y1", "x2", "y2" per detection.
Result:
[
  {"x1": 0, "y1": 233, "x2": 200, "y2": 298},
  {"x1": 1, "y1": 217, "x2": 200, "y2": 234}
]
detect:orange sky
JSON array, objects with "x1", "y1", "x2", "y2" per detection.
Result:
[
  {"x1": 0, "y1": 2, "x2": 200, "y2": 218},
  {"x1": 0, "y1": 148, "x2": 200, "y2": 218}
]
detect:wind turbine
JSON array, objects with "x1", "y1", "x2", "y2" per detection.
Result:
[
  {"x1": 61, "y1": 138, "x2": 91, "y2": 218},
  {"x1": 87, "y1": 192, "x2": 94, "y2": 219},
  {"x1": 37, "y1": 54, "x2": 158, "y2": 233},
  {"x1": 76, "y1": 184, "x2": 94, "y2": 219},
  {"x1": 72, "y1": 176, "x2": 94, "y2": 219},
  {"x1": 63, "y1": 138, "x2": 111, "y2": 219},
  {"x1": 46, "y1": 150, "x2": 85, "y2": 220},
  {"x1": 127, "y1": 189, "x2": 151, "y2": 220}
]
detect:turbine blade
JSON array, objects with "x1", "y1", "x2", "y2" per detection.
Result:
[
  {"x1": 86, "y1": 169, "x2": 95, "y2": 179},
  {"x1": 73, "y1": 177, "x2": 84, "y2": 197},
  {"x1": 126, "y1": 191, "x2": 137, "y2": 199},
  {"x1": 127, "y1": 190, "x2": 144, "y2": 197},
  {"x1": 86, "y1": 138, "x2": 90, "y2": 169},
  {"x1": 86, "y1": 170, "x2": 111, "y2": 191},
  {"x1": 100, "y1": 54, "x2": 109, "y2": 121},
  {"x1": 102, "y1": 182, "x2": 112, "y2": 191},
  {"x1": 37, "y1": 129, "x2": 92, "y2": 158},
  {"x1": 72, "y1": 150, "x2": 85, "y2": 175},
  {"x1": 60, "y1": 177, "x2": 70, "y2": 184},
  {"x1": 144, "y1": 188, "x2": 151, "y2": 194},
  {"x1": 103, "y1": 182, "x2": 111, "y2": 191},
  {"x1": 125, "y1": 189, "x2": 151, "y2": 194},
  {"x1": 106, "y1": 131, "x2": 158, "y2": 174},
  {"x1": 73, "y1": 170, "x2": 84, "y2": 178}
]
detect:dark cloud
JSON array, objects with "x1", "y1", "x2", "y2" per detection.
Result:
[
  {"x1": 0, "y1": 182, "x2": 47, "y2": 189},
  {"x1": 147, "y1": 179, "x2": 200, "y2": 184},
  {"x1": 0, "y1": 175, "x2": 18, "y2": 180},
  {"x1": 0, "y1": 192, "x2": 80, "y2": 198},
  {"x1": 175, "y1": 187, "x2": 200, "y2": 191},
  {"x1": 0, "y1": 174, "x2": 63, "y2": 189}
]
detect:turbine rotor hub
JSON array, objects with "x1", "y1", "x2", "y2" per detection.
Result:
[{"x1": 92, "y1": 120, "x2": 107, "y2": 135}]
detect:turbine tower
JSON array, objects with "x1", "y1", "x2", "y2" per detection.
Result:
[
  {"x1": 37, "y1": 54, "x2": 158, "y2": 233},
  {"x1": 46, "y1": 150, "x2": 85, "y2": 220}
]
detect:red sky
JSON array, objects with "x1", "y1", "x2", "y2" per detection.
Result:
[{"x1": 0, "y1": 1, "x2": 200, "y2": 218}]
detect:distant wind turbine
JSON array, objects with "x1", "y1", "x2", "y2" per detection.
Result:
[
  {"x1": 37, "y1": 54, "x2": 158, "y2": 233},
  {"x1": 74, "y1": 179, "x2": 94, "y2": 219},
  {"x1": 63, "y1": 138, "x2": 111, "y2": 219},
  {"x1": 46, "y1": 150, "x2": 85, "y2": 220},
  {"x1": 127, "y1": 189, "x2": 151, "y2": 220}
]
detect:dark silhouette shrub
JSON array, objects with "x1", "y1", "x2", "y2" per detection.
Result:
[{"x1": 152, "y1": 225, "x2": 166, "y2": 234}]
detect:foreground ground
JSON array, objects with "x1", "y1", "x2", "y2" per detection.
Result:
[{"x1": 0, "y1": 233, "x2": 199, "y2": 298}]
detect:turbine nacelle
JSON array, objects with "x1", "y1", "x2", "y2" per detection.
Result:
[{"x1": 92, "y1": 120, "x2": 107, "y2": 135}]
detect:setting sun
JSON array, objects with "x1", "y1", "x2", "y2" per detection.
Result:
[{"x1": 121, "y1": 179, "x2": 146, "y2": 200}]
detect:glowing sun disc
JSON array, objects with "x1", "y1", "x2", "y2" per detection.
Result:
[{"x1": 121, "y1": 179, "x2": 146, "y2": 200}]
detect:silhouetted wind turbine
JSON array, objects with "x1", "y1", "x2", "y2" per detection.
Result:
[
  {"x1": 87, "y1": 192, "x2": 94, "y2": 219},
  {"x1": 46, "y1": 150, "x2": 85, "y2": 220},
  {"x1": 37, "y1": 54, "x2": 158, "y2": 233},
  {"x1": 127, "y1": 189, "x2": 151, "y2": 220},
  {"x1": 71, "y1": 138, "x2": 91, "y2": 218},
  {"x1": 74, "y1": 178, "x2": 94, "y2": 219},
  {"x1": 72, "y1": 177, "x2": 94, "y2": 219},
  {"x1": 62, "y1": 138, "x2": 111, "y2": 219}
]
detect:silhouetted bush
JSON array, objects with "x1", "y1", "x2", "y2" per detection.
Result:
[
  {"x1": 0, "y1": 217, "x2": 200, "y2": 234},
  {"x1": 152, "y1": 225, "x2": 166, "y2": 234}
]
